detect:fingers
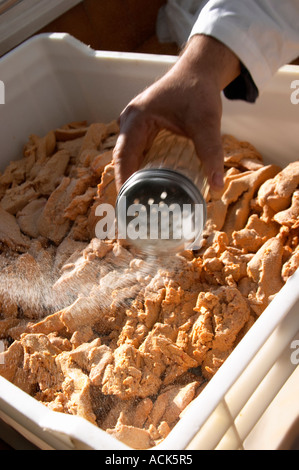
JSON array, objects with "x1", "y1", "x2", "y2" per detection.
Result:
[
  {"x1": 186, "y1": 91, "x2": 224, "y2": 192},
  {"x1": 113, "y1": 110, "x2": 225, "y2": 193},
  {"x1": 192, "y1": 126, "x2": 224, "y2": 191}
]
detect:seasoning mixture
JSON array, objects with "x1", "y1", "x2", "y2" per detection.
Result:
[{"x1": 0, "y1": 121, "x2": 298, "y2": 449}]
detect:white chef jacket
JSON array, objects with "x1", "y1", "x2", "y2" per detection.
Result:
[{"x1": 189, "y1": 0, "x2": 299, "y2": 101}]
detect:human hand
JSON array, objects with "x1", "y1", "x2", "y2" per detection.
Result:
[{"x1": 113, "y1": 35, "x2": 240, "y2": 192}]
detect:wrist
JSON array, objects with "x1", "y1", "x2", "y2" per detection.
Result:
[{"x1": 178, "y1": 34, "x2": 241, "y2": 91}]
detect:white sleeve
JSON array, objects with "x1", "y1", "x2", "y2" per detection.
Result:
[{"x1": 189, "y1": 0, "x2": 299, "y2": 93}]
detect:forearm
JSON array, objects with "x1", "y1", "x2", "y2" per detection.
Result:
[{"x1": 177, "y1": 34, "x2": 241, "y2": 92}]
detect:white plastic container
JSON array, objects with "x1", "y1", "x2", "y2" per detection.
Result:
[{"x1": 0, "y1": 33, "x2": 298, "y2": 450}]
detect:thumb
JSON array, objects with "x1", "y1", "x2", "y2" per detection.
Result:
[
  {"x1": 113, "y1": 132, "x2": 142, "y2": 192},
  {"x1": 112, "y1": 108, "x2": 159, "y2": 192}
]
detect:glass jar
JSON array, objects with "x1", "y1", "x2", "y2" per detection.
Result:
[{"x1": 116, "y1": 130, "x2": 208, "y2": 256}]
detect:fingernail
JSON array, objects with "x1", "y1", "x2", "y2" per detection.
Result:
[{"x1": 212, "y1": 171, "x2": 224, "y2": 189}]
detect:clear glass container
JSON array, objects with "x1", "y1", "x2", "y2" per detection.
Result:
[{"x1": 116, "y1": 131, "x2": 209, "y2": 256}]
